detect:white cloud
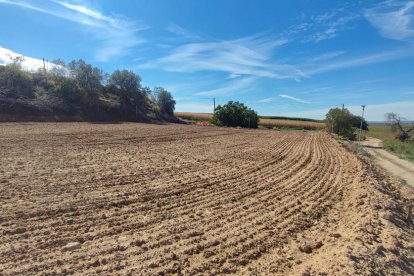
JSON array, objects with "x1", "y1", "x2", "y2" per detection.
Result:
[
  {"x1": 139, "y1": 33, "x2": 305, "y2": 80},
  {"x1": 0, "y1": 0, "x2": 147, "y2": 61},
  {"x1": 365, "y1": 1, "x2": 414, "y2": 44},
  {"x1": 303, "y1": 48, "x2": 414, "y2": 75},
  {"x1": 195, "y1": 77, "x2": 257, "y2": 97},
  {"x1": 258, "y1": 98, "x2": 277, "y2": 103},
  {"x1": 279, "y1": 94, "x2": 311, "y2": 104},
  {"x1": 308, "y1": 51, "x2": 346, "y2": 62},
  {"x1": 0, "y1": 46, "x2": 64, "y2": 72},
  {"x1": 175, "y1": 102, "x2": 214, "y2": 113},
  {"x1": 285, "y1": 9, "x2": 360, "y2": 44},
  {"x1": 166, "y1": 22, "x2": 200, "y2": 40},
  {"x1": 305, "y1": 14, "x2": 358, "y2": 43}
]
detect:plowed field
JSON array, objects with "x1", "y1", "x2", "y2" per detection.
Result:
[{"x1": 1, "y1": 123, "x2": 413, "y2": 275}]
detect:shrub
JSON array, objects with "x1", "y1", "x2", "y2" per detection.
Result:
[
  {"x1": 212, "y1": 101, "x2": 258, "y2": 128},
  {"x1": 325, "y1": 108, "x2": 366, "y2": 140},
  {"x1": 0, "y1": 63, "x2": 34, "y2": 98}
]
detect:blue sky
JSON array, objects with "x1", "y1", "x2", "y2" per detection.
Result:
[{"x1": 0, "y1": 0, "x2": 413, "y2": 120}]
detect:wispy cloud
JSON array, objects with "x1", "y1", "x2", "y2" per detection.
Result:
[
  {"x1": 304, "y1": 14, "x2": 359, "y2": 43},
  {"x1": 279, "y1": 94, "x2": 311, "y2": 104},
  {"x1": 195, "y1": 77, "x2": 257, "y2": 97},
  {"x1": 303, "y1": 48, "x2": 414, "y2": 75},
  {"x1": 308, "y1": 51, "x2": 346, "y2": 62},
  {"x1": 365, "y1": 1, "x2": 414, "y2": 44},
  {"x1": 166, "y1": 22, "x2": 200, "y2": 40},
  {"x1": 139, "y1": 33, "x2": 306, "y2": 80},
  {"x1": 0, "y1": 0, "x2": 147, "y2": 61},
  {"x1": 284, "y1": 9, "x2": 359, "y2": 44},
  {"x1": 258, "y1": 98, "x2": 277, "y2": 103}
]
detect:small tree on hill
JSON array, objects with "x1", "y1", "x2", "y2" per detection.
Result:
[
  {"x1": 67, "y1": 59, "x2": 103, "y2": 106},
  {"x1": 153, "y1": 87, "x2": 176, "y2": 115},
  {"x1": 0, "y1": 55, "x2": 34, "y2": 98},
  {"x1": 212, "y1": 101, "x2": 258, "y2": 128}
]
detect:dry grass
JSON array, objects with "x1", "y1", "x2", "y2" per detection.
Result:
[
  {"x1": 175, "y1": 112, "x2": 213, "y2": 121},
  {"x1": 175, "y1": 112, "x2": 325, "y2": 130},
  {"x1": 259, "y1": 118, "x2": 325, "y2": 129}
]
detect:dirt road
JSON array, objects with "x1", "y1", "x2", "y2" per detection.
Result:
[
  {"x1": 361, "y1": 138, "x2": 414, "y2": 188},
  {"x1": 1, "y1": 123, "x2": 413, "y2": 275}
]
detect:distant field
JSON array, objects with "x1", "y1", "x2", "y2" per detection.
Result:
[
  {"x1": 175, "y1": 112, "x2": 325, "y2": 130},
  {"x1": 367, "y1": 124, "x2": 414, "y2": 162}
]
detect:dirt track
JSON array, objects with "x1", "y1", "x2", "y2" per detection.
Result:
[
  {"x1": 0, "y1": 123, "x2": 413, "y2": 275},
  {"x1": 360, "y1": 138, "x2": 414, "y2": 188}
]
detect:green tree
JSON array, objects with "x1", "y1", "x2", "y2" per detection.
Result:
[
  {"x1": 212, "y1": 101, "x2": 258, "y2": 128},
  {"x1": 51, "y1": 75, "x2": 81, "y2": 102},
  {"x1": 153, "y1": 87, "x2": 176, "y2": 115},
  {"x1": 0, "y1": 56, "x2": 34, "y2": 98},
  {"x1": 351, "y1": 115, "x2": 369, "y2": 131},
  {"x1": 108, "y1": 69, "x2": 146, "y2": 117},
  {"x1": 50, "y1": 59, "x2": 67, "y2": 77},
  {"x1": 67, "y1": 59, "x2": 103, "y2": 106},
  {"x1": 326, "y1": 108, "x2": 362, "y2": 140},
  {"x1": 109, "y1": 69, "x2": 141, "y2": 93}
]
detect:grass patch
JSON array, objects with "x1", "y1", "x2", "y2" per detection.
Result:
[{"x1": 367, "y1": 124, "x2": 414, "y2": 162}]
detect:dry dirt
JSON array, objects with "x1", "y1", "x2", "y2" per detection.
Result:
[
  {"x1": 360, "y1": 138, "x2": 414, "y2": 188},
  {"x1": 1, "y1": 123, "x2": 414, "y2": 275}
]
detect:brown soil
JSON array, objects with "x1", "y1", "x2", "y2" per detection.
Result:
[
  {"x1": 361, "y1": 138, "x2": 414, "y2": 188},
  {"x1": 0, "y1": 123, "x2": 413, "y2": 275}
]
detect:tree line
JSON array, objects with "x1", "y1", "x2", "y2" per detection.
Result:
[{"x1": 0, "y1": 57, "x2": 176, "y2": 121}]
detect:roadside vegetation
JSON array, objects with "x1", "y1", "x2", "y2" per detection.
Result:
[
  {"x1": 367, "y1": 113, "x2": 414, "y2": 161},
  {"x1": 325, "y1": 107, "x2": 368, "y2": 140},
  {"x1": 0, "y1": 56, "x2": 176, "y2": 122}
]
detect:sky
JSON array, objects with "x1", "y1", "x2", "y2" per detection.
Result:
[{"x1": 0, "y1": 0, "x2": 413, "y2": 121}]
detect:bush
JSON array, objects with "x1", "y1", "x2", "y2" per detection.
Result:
[
  {"x1": 0, "y1": 63, "x2": 34, "y2": 98},
  {"x1": 212, "y1": 101, "x2": 258, "y2": 128},
  {"x1": 325, "y1": 108, "x2": 367, "y2": 140}
]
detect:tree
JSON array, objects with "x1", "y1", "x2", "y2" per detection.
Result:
[
  {"x1": 386, "y1": 113, "x2": 414, "y2": 142},
  {"x1": 50, "y1": 59, "x2": 67, "y2": 77},
  {"x1": 212, "y1": 101, "x2": 258, "y2": 128},
  {"x1": 67, "y1": 59, "x2": 103, "y2": 106},
  {"x1": 51, "y1": 75, "x2": 81, "y2": 102},
  {"x1": 153, "y1": 87, "x2": 176, "y2": 115},
  {"x1": 351, "y1": 115, "x2": 369, "y2": 131},
  {"x1": 108, "y1": 69, "x2": 146, "y2": 117},
  {"x1": 326, "y1": 108, "x2": 360, "y2": 140},
  {"x1": 0, "y1": 55, "x2": 34, "y2": 98},
  {"x1": 108, "y1": 69, "x2": 141, "y2": 93}
]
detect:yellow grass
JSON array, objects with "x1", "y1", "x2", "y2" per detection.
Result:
[
  {"x1": 259, "y1": 118, "x2": 325, "y2": 129},
  {"x1": 175, "y1": 112, "x2": 213, "y2": 121},
  {"x1": 175, "y1": 112, "x2": 325, "y2": 130}
]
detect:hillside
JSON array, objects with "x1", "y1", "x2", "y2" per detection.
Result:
[{"x1": 0, "y1": 61, "x2": 177, "y2": 123}]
